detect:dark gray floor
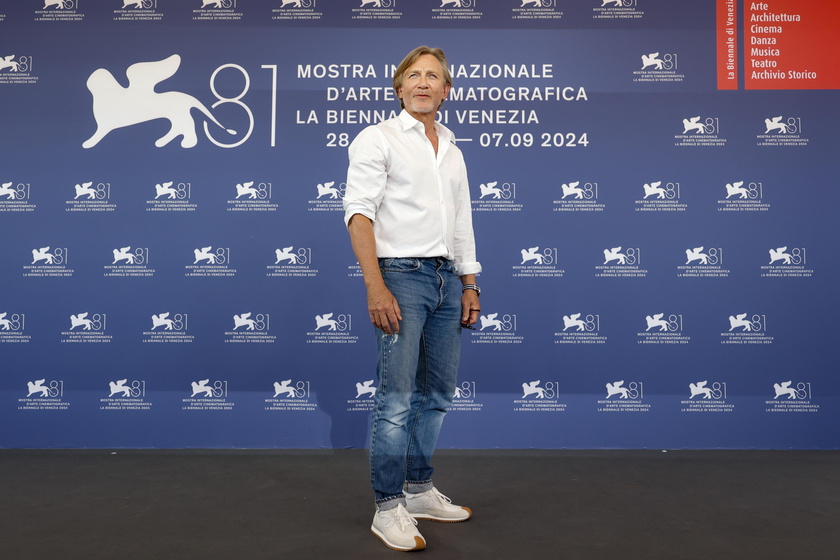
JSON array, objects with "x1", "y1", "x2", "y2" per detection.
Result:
[{"x1": 2, "y1": 449, "x2": 839, "y2": 559}]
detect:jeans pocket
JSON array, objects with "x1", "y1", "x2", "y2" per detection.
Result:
[{"x1": 379, "y1": 258, "x2": 421, "y2": 272}]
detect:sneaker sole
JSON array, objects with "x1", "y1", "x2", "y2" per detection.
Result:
[
  {"x1": 410, "y1": 506, "x2": 472, "y2": 523},
  {"x1": 370, "y1": 526, "x2": 426, "y2": 551}
]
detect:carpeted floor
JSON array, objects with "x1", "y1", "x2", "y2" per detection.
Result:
[{"x1": 1, "y1": 449, "x2": 838, "y2": 559}]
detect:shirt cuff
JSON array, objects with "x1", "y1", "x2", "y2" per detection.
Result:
[
  {"x1": 455, "y1": 261, "x2": 482, "y2": 276},
  {"x1": 343, "y1": 204, "x2": 376, "y2": 228}
]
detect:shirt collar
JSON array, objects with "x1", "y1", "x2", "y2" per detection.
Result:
[{"x1": 398, "y1": 110, "x2": 452, "y2": 144}]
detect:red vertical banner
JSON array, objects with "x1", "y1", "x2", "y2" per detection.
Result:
[
  {"x1": 745, "y1": 0, "x2": 840, "y2": 90},
  {"x1": 717, "y1": 0, "x2": 739, "y2": 90}
]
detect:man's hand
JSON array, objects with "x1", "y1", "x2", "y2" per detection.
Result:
[
  {"x1": 461, "y1": 289, "x2": 480, "y2": 327},
  {"x1": 368, "y1": 283, "x2": 402, "y2": 335},
  {"x1": 347, "y1": 214, "x2": 402, "y2": 334}
]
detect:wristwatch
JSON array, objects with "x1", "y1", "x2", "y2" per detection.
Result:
[{"x1": 462, "y1": 284, "x2": 481, "y2": 296}]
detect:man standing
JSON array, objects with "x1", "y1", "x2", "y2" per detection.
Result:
[{"x1": 343, "y1": 46, "x2": 481, "y2": 551}]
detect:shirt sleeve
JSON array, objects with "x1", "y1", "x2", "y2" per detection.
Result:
[
  {"x1": 452, "y1": 148, "x2": 482, "y2": 276},
  {"x1": 343, "y1": 126, "x2": 388, "y2": 228}
]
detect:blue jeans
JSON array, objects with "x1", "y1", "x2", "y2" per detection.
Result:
[{"x1": 369, "y1": 257, "x2": 463, "y2": 507}]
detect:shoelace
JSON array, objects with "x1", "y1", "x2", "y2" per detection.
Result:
[
  {"x1": 390, "y1": 505, "x2": 418, "y2": 531},
  {"x1": 430, "y1": 488, "x2": 453, "y2": 504}
]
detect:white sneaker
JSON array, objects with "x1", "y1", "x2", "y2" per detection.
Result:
[
  {"x1": 405, "y1": 488, "x2": 472, "y2": 522},
  {"x1": 371, "y1": 503, "x2": 426, "y2": 551}
]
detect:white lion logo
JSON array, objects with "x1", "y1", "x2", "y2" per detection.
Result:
[
  {"x1": 479, "y1": 181, "x2": 502, "y2": 199},
  {"x1": 316, "y1": 181, "x2": 341, "y2": 199},
  {"x1": 641, "y1": 52, "x2": 664, "y2": 70},
  {"x1": 605, "y1": 381, "x2": 629, "y2": 399},
  {"x1": 112, "y1": 246, "x2": 136, "y2": 264},
  {"x1": 0, "y1": 55, "x2": 21, "y2": 73},
  {"x1": 725, "y1": 181, "x2": 749, "y2": 199},
  {"x1": 273, "y1": 380, "x2": 297, "y2": 398},
  {"x1": 83, "y1": 54, "x2": 236, "y2": 149},
  {"x1": 769, "y1": 247, "x2": 792, "y2": 265},
  {"x1": 642, "y1": 181, "x2": 666, "y2": 199},
  {"x1": 682, "y1": 116, "x2": 707, "y2": 134},
  {"x1": 355, "y1": 380, "x2": 377, "y2": 399},
  {"x1": 521, "y1": 381, "x2": 546, "y2": 399},
  {"x1": 603, "y1": 247, "x2": 626, "y2": 265},
  {"x1": 561, "y1": 181, "x2": 584, "y2": 199},
  {"x1": 764, "y1": 116, "x2": 788, "y2": 134},
  {"x1": 685, "y1": 247, "x2": 709, "y2": 265},
  {"x1": 689, "y1": 381, "x2": 713, "y2": 399}
]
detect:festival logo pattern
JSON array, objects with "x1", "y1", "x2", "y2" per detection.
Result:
[
  {"x1": 306, "y1": 312, "x2": 358, "y2": 344},
  {"x1": 597, "y1": 380, "x2": 650, "y2": 413},
  {"x1": 192, "y1": 0, "x2": 243, "y2": 21},
  {"x1": 19, "y1": 379, "x2": 69, "y2": 410},
  {"x1": 61, "y1": 312, "x2": 112, "y2": 343},
  {"x1": 717, "y1": 180, "x2": 770, "y2": 212},
  {"x1": 0, "y1": 313, "x2": 30, "y2": 343},
  {"x1": 104, "y1": 246, "x2": 155, "y2": 278},
  {"x1": 512, "y1": 0, "x2": 562, "y2": 21},
  {"x1": 474, "y1": 180, "x2": 523, "y2": 212},
  {"x1": 186, "y1": 246, "x2": 237, "y2": 277},
  {"x1": 635, "y1": 181, "x2": 687, "y2": 212},
  {"x1": 721, "y1": 313, "x2": 773, "y2": 345},
  {"x1": 555, "y1": 313, "x2": 607, "y2": 345},
  {"x1": 308, "y1": 180, "x2": 345, "y2": 212},
  {"x1": 766, "y1": 381, "x2": 819, "y2": 413},
  {"x1": 0, "y1": 181, "x2": 36, "y2": 212},
  {"x1": 675, "y1": 115, "x2": 727, "y2": 147},
  {"x1": 35, "y1": 0, "x2": 85, "y2": 22},
  {"x1": 637, "y1": 313, "x2": 690, "y2": 345},
  {"x1": 0, "y1": 54, "x2": 37, "y2": 85},
  {"x1": 633, "y1": 51, "x2": 685, "y2": 83},
  {"x1": 514, "y1": 380, "x2": 566, "y2": 413},
  {"x1": 433, "y1": 0, "x2": 483, "y2": 21},
  {"x1": 347, "y1": 380, "x2": 377, "y2": 412},
  {"x1": 224, "y1": 312, "x2": 275, "y2": 343},
  {"x1": 756, "y1": 115, "x2": 809, "y2": 146},
  {"x1": 142, "y1": 313, "x2": 194, "y2": 343},
  {"x1": 761, "y1": 246, "x2": 813, "y2": 278},
  {"x1": 553, "y1": 180, "x2": 604, "y2": 212},
  {"x1": 470, "y1": 312, "x2": 523, "y2": 344},
  {"x1": 146, "y1": 181, "x2": 197, "y2": 212},
  {"x1": 680, "y1": 381, "x2": 734, "y2": 413},
  {"x1": 265, "y1": 379, "x2": 318, "y2": 411},
  {"x1": 450, "y1": 381, "x2": 483, "y2": 412},
  {"x1": 677, "y1": 247, "x2": 730, "y2": 278},
  {"x1": 182, "y1": 379, "x2": 234, "y2": 411},
  {"x1": 66, "y1": 181, "x2": 115, "y2": 212},
  {"x1": 114, "y1": 0, "x2": 164, "y2": 22},
  {"x1": 352, "y1": 0, "x2": 402, "y2": 21},
  {"x1": 0, "y1": 0, "x2": 835, "y2": 449},
  {"x1": 272, "y1": 0, "x2": 323, "y2": 21},
  {"x1": 24, "y1": 246, "x2": 74, "y2": 277},
  {"x1": 593, "y1": 0, "x2": 644, "y2": 20},
  {"x1": 227, "y1": 181, "x2": 277, "y2": 212},
  {"x1": 595, "y1": 246, "x2": 647, "y2": 278},
  {"x1": 267, "y1": 246, "x2": 318, "y2": 277},
  {"x1": 512, "y1": 246, "x2": 564, "y2": 278},
  {"x1": 100, "y1": 379, "x2": 152, "y2": 410}
]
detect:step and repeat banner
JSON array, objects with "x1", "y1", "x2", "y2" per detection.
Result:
[{"x1": 1, "y1": 0, "x2": 838, "y2": 449}]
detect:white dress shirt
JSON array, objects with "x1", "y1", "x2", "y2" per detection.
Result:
[{"x1": 344, "y1": 110, "x2": 481, "y2": 276}]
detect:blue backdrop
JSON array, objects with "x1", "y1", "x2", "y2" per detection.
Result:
[{"x1": 1, "y1": 0, "x2": 837, "y2": 449}]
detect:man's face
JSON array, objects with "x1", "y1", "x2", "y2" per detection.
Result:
[{"x1": 397, "y1": 54, "x2": 450, "y2": 118}]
